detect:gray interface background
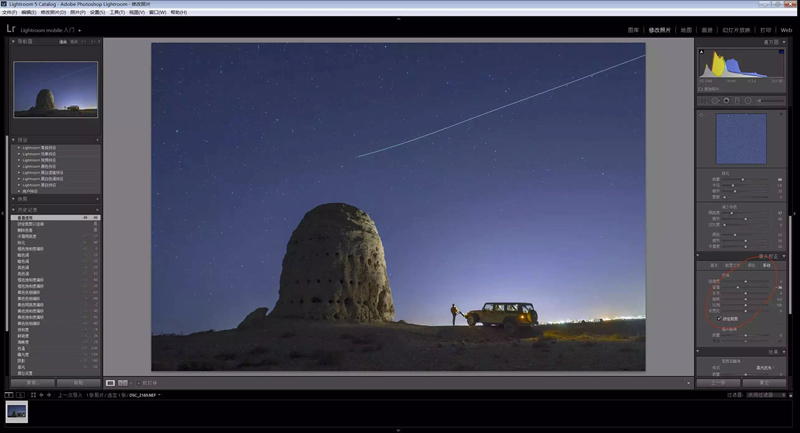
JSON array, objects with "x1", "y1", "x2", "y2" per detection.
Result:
[{"x1": 101, "y1": 38, "x2": 695, "y2": 380}]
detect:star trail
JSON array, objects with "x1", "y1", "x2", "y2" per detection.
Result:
[{"x1": 357, "y1": 54, "x2": 646, "y2": 158}]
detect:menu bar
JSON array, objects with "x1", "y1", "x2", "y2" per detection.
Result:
[{"x1": 0, "y1": 1, "x2": 797, "y2": 17}]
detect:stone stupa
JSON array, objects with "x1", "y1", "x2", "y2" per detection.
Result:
[
  {"x1": 270, "y1": 203, "x2": 395, "y2": 323},
  {"x1": 34, "y1": 89, "x2": 56, "y2": 110}
]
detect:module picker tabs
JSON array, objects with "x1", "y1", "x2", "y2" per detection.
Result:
[
  {"x1": 693, "y1": 37, "x2": 788, "y2": 390},
  {"x1": 7, "y1": 38, "x2": 103, "y2": 383}
]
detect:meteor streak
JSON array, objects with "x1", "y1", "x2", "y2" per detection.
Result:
[
  {"x1": 46, "y1": 64, "x2": 97, "y2": 84},
  {"x1": 356, "y1": 54, "x2": 645, "y2": 158}
]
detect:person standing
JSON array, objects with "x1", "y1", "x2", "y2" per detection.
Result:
[{"x1": 450, "y1": 304, "x2": 459, "y2": 326}]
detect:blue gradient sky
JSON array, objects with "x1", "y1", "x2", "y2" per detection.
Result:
[
  {"x1": 14, "y1": 61, "x2": 98, "y2": 111},
  {"x1": 151, "y1": 43, "x2": 646, "y2": 334}
]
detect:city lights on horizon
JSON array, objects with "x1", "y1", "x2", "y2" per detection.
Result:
[{"x1": 541, "y1": 315, "x2": 646, "y2": 325}]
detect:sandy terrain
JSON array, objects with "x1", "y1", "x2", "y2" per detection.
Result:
[{"x1": 152, "y1": 318, "x2": 645, "y2": 371}]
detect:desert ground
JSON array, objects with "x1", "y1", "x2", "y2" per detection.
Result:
[
  {"x1": 15, "y1": 109, "x2": 97, "y2": 118},
  {"x1": 152, "y1": 318, "x2": 645, "y2": 371}
]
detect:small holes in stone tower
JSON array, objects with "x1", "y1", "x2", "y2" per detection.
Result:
[{"x1": 344, "y1": 298, "x2": 356, "y2": 321}]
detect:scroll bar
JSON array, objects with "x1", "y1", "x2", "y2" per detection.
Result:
[
  {"x1": 789, "y1": 216, "x2": 792, "y2": 315},
  {"x1": 5, "y1": 135, "x2": 8, "y2": 332}
]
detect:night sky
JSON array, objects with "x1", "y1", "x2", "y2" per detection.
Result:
[
  {"x1": 152, "y1": 43, "x2": 646, "y2": 334},
  {"x1": 7, "y1": 405, "x2": 26, "y2": 416},
  {"x1": 14, "y1": 62, "x2": 98, "y2": 111},
  {"x1": 716, "y1": 113, "x2": 767, "y2": 164}
]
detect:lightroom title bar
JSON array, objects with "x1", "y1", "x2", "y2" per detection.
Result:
[{"x1": 0, "y1": 1, "x2": 796, "y2": 17}]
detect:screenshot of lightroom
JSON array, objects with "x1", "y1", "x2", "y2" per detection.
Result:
[{"x1": 1, "y1": 0, "x2": 796, "y2": 429}]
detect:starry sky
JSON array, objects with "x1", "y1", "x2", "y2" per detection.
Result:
[
  {"x1": 716, "y1": 113, "x2": 767, "y2": 164},
  {"x1": 151, "y1": 43, "x2": 646, "y2": 334},
  {"x1": 14, "y1": 61, "x2": 98, "y2": 111}
]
